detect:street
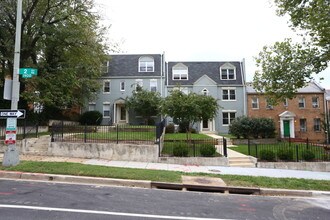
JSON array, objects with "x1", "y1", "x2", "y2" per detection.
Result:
[{"x1": 0, "y1": 179, "x2": 329, "y2": 220}]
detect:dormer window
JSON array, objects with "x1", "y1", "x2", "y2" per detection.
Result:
[
  {"x1": 172, "y1": 63, "x2": 188, "y2": 80},
  {"x1": 139, "y1": 56, "x2": 154, "y2": 72},
  {"x1": 220, "y1": 63, "x2": 236, "y2": 80}
]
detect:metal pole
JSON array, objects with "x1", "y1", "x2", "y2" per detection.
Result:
[{"x1": 2, "y1": 0, "x2": 22, "y2": 166}]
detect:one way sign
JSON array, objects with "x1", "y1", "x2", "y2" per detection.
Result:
[{"x1": 0, "y1": 109, "x2": 26, "y2": 119}]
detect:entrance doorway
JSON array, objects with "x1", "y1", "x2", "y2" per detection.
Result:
[{"x1": 283, "y1": 120, "x2": 290, "y2": 137}]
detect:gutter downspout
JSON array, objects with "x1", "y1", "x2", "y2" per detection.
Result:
[{"x1": 241, "y1": 58, "x2": 247, "y2": 115}]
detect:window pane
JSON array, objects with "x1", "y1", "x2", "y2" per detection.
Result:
[
  {"x1": 223, "y1": 90, "x2": 228, "y2": 100},
  {"x1": 223, "y1": 112, "x2": 229, "y2": 125},
  {"x1": 103, "y1": 81, "x2": 110, "y2": 93},
  {"x1": 229, "y1": 90, "x2": 236, "y2": 100},
  {"x1": 228, "y1": 69, "x2": 235, "y2": 79},
  {"x1": 221, "y1": 69, "x2": 227, "y2": 79}
]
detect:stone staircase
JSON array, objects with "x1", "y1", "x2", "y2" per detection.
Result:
[
  {"x1": 21, "y1": 135, "x2": 50, "y2": 156},
  {"x1": 228, "y1": 156, "x2": 256, "y2": 167}
]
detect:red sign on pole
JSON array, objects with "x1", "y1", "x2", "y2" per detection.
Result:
[{"x1": 5, "y1": 130, "x2": 16, "y2": 145}]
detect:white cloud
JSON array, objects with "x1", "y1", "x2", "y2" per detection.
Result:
[{"x1": 95, "y1": 0, "x2": 329, "y2": 88}]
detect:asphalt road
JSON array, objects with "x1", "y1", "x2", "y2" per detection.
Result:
[{"x1": 0, "y1": 179, "x2": 329, "y2": 220}]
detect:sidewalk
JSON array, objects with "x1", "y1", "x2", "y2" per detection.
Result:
[{"x1": 8, "y1": 155, "x2": 329, "y2": 181}]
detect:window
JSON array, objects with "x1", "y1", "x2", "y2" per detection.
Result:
[
  {"x1": 135, "y1": 79, "x2": 143, "y2": 91},
  {"x1": 221, "y1": 69, "x2": 235, "y2": 80},
  {"x1": 172, "y1": 63, "x2": 188, "y2": 80},
  {"x1": 120, "y1": 81, "x2": 125, "y2": 91},
  {"x1": 298, "y1": 97, "x2": 305, "y2": 108},
  {"x1": 314, "y1": 118, "x2": 321, "y2": 131},
  {"x1": 300, "y1": 119, "x2": 307, "y2": 132},
  {"x1": 223, "y1": 89, "x2": 236, "y2": 100},
  {"x1": 139, "y1": 56, "x2": 154, "y2": 72},
  {"x1": 312, "y1": 97, "x2": 319, "y2": 108},
  {"x1": 266, "y1": 98, "x2": 273, "y2": 109},
  {"x1": 88, "y1": 102, "x2": 96, "y2": 111},
  {"x1": 283, "y1": 98, "x2": 288, "y2": 107},
  {"x1": 223, "y1": 112, "x2": 236, "y2": 125},
  {"x1": 102, "y1": 61, "x2": 109, "y2": 73},
  {"x1": 150, "y1": 79, "x2": 157, "y2": 92},
  {"x1": 103, "y1": 80, "x2": 110, "y2": 93},
  {"x1": 202, "y1": 88, "x2": 209, "y2": 96},
  {"x1": 252, "y1": 97, "x2": 259, "y2": 109},
  {"x1": 103, "y1": 102, "x2": 110, "y2": 118}
]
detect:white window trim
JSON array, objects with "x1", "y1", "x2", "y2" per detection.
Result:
[
  {"x1": 222, "y1": 89, "x2": 236, "y2": 101},
  {"x1": 201, "y1": 88, "x2": 209, "y2": 96},
  {"x1": 298, "y1": 97, "x2": 305, "y2": 108},
  {"x1": 220, "y1": 67, "x2": 236, "y2": 80},
  {"x1": 103, "y1": 102, "x2": 111, "y2": 118},
  {"x1": 252, "y1": 97, "x2": 259, "y2": 109},
  {"x1": 172, "y1": 63, "x2": 188, "y2": 80},
  {"x1": 88, "y1": 102, "x2": 96, "y2": 111},
  {"x1": 120, "y1": 81, "x2": 125, "y2": 91},
  {"x1": 150, "y1": 79, "x2": 157, "y2": 92},
  {"x1": 222, "y1": 110, "x2": 236, "y2": 126},
  {"x1": 138, "y1": 56, "x2": 154, "y2": 72},
  {"x1": 312, "y1": 97, "x2": 319, "y2": 108},
  {"x1": 103, "y1": 80, "x2": 111, "y2": 94}
]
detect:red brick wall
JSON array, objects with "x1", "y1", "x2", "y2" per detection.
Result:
[{"x1": 247, "y1": 93, "x2": 326, "y2": 141}]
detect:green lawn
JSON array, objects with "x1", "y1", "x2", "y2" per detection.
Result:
[{"x1": 1, "y1": 161, "x2": 330, "y2": 191}]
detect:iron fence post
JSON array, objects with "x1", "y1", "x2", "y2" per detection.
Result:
[
  {"x1": 248, "y1": 139, "x2": 250, "y2": 155},
  {"x1": 23, "y1": 118, "x2": 26, "y2": 139},
  {"x1": 223, "y1": 138, "x2": 227, "y2": 157},
  {"x1": 255, "y1": 144, "x2": 258, "y2": 158},
  {"x1": 84, "y1": 124, "x2": 87, "y2": 143},
  {"x1": 116, "y1": 124, "x2": 119, "y2": 144},
  {"x1": 296, "y1": 145, "x2": 299, "y2": 162},
  {"x1": 306, "y1": 138, "x2": 309, "y2": 150}
]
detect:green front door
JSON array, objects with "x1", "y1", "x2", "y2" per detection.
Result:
[{"x1": 283, "y1": 120, "x2": 290, "y2": 137}]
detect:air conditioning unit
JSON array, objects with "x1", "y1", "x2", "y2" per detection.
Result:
[{"x1": 312, "y1": 103, "x2": 319, "y2": 108}]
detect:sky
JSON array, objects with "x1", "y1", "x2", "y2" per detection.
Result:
[{"x1": 94, "y1": 0, "x2": 329, "y2": 89}]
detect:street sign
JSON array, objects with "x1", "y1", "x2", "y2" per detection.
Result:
[
  {"x1": 19, "y1": 68, "x2": 38, "y2": 78},
  {"x1": 5, "y1": 130, "x2": 16, "y2": 145},
  {"x1": 0, "y1": 109, "x2": 25, "y2": 119}
]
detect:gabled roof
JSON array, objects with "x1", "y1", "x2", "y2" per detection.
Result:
[
  {"x1": 194, "y1": 74, "x2": 217, "y2": 85},
  {"x1": 166, "y1": 61, "x2": 244, "y2": 86},
  {"x1": 246, "y1": 81, "x2": 325, "y2": 94},
  {"x1": 279, "y1": 111, "x2": 296, "y2": 118},
  {"x1": 103, "y1": 54, "x2": 163, "y2": 77}
]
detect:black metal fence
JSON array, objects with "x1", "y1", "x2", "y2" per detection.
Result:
[
  {"x1": 0, "y1": 120, "x2": 41, "y2": 140},
  {"x1": 160, "y1": 138, "x2": 227, "y2": 157},
  {"x1": 248, "y1": 139, "x2": 330, "y2": 162},
  {"x1": 51, "y1": 123, "x2": 163, "y2": 145}
]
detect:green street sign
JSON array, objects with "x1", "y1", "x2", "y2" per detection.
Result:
[{"x1": 19, "y1": 68, "x2": 38, "y2": 78}]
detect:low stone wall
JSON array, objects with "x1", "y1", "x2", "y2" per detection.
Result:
[
  {"x1": 232, "y1": 138, "x2": 277, "y2": 145},
  {"x1": 48, "y1": 142, "x2": 159, "y2": 163},
  {"x1": 257, "y1": 162, "x2": 330, "y2": 172},
  {"x1": 158, "y1": 156, "x2": 229, "y2": 166}
]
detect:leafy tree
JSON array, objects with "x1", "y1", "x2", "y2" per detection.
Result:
[
  {"x1": 162, "y1": 90, "x2": 219, "y2": 135},
  {"x1": 0, "y1": 0, "x2": 108, "y2": 112},
  {"x1": 125, "y1": 89, "x2": 162, "y2": 125},
  {"x1": 253, "y1": 0, "x2": 329, "y2": 103}
]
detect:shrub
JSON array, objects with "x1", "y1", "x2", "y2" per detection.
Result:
[
  {"x1": 277, "y1": 149, "x2": 294, "y2": 161},
  {"x1": 79, "y1": 111, "x2": 103, "y2": 125},
  {"x1": 259, "y1": 150, "x2": 275, "y2": 161},
  {"x1": 302, "y1": 150, "x2": 315, "y2": 161},
  {"x1": 200, "y1": 144, "x2": 216, "y2": 157},
  {"x1": 173, "y1": 143, "x2": 189, "y2": 157},
  {"x1": 165, "y1": 124, "x2": 175, "y2": 133}
]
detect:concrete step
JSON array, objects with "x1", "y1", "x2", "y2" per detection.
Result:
[{"x1": 228, "y1": 157, "x2": 255, "y2": 167}]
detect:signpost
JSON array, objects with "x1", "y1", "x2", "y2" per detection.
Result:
[{"x1": 2, "y1": 0, "x2": 22, "y2": 167}]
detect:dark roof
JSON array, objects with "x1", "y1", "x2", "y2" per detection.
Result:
[
  {"x1": 104, "y1": 54, "x2": 163, "y2": 77},
  {"x1": 166, "y1": 61, "x2": 244, "y2": 86}
]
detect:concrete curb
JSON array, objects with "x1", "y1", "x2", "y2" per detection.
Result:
[
  {"x1": 1, "y1": 171, "x2": 330, "y2": 198},
  {"x1": 0, "y1": 171, "x2": 151, "y2": 189}
]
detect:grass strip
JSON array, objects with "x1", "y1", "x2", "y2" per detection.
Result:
[{"x1": 1, "y1": 161, "x2": 329, "y2": 191}]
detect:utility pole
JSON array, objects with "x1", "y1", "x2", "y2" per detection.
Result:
[{"x1": 2, "y1": 0, "x2": 22, "y2": 166}]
